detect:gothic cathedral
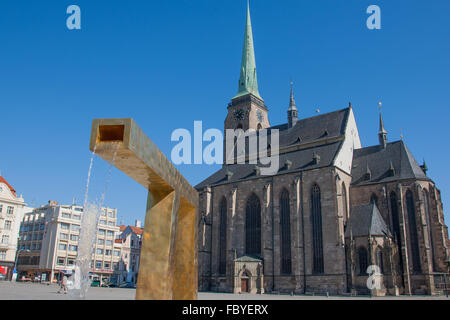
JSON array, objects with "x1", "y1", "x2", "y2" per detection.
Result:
[{"x1": 195, "y1": 4, "x2": 449, "y2": 296}]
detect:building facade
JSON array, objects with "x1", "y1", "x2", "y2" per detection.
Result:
[
  {"x1": 115, "y1": 221, "x2": 143, "y2": 286},
  {"x1": 17, "y1": 201, "x2": 121, "y2": 285},
  {"x1": 0, "y1": 174, "x2": 27, "y2": 280},
  {"x1": 196, "y1": 5, "x2": 449, "y2": 296}
]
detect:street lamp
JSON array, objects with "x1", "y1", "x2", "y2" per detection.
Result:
[{"x1": 11, "y1": 249, "x2": 30, "y2": 281}]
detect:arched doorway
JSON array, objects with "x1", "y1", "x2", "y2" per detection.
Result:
[{"x1": 240, "y1": 270, "x2": 251, "y2": 293}]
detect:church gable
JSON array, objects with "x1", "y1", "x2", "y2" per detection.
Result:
[{"x1": 351, "y1": 140, "x2": 429, "y2": 186}]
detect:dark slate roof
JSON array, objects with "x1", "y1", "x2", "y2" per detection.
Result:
[
  {"x1": 195, "y1": 108, "x2": 351, "y2": 189},
  {"x1": 272, "y1": 107, "x2": 350, "y2": 148},
  {"x1": 345, "y1": 203, "x2": 391, "y2": 238},
  {"x1": 351, "y1": 140, "x2": 429, "y2": 186},
  {"x1": 195, "y1": 141, "x2": 343, "y2": 189}
]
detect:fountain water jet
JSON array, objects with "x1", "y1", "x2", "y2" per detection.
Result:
[{"x1": 68, "y1": 142, "x2": 119, "y2": 299}]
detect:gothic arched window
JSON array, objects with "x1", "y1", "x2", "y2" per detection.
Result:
[
  {"x1": 423, "y1": 189, "x2": 436, "y2": 271},
  {"x1": 370, "y1": 193, "x2": 379, "y2": 207},
  {"x1": 376, "y1": 247, "x2": 384, "y2": 274},
  {"x1": 245, "y1": 193, "x2": 261, "y2": 256},
  {"x1": 390, "y1": 191, "x2": 405, "y2": 282},
  {"x1": 218, "y1": 197, "x2": 227, "y2": 275},
  {"x1": 342, "y1": 182, "x2": 348, "y2": 220},
  {"x1": 358, "y1": 247, "x2": 369, "y2": 275},
  {"x1": 406, "y1": 190, "x2": 421, "y2": 273},
  {"x1": 311, "y1": 184, "x2": 324, "y2": 274},
  {"x1": 280, "y1": 189, "x2": 292, "y2": 274}
]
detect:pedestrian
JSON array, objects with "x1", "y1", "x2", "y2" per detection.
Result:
[
  {"x1": 62, "y1": 275, "x2": 68, "y2": 294},
  {"x1": 57, "y1": 275, "x2": 68, "y2": 294}
]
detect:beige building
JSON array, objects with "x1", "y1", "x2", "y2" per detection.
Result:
[
  {"x1": 17, "y1": 201, "x2": 121, "y2": 285},
  {"x1": 115, "y1": 221, "x2": 143, "y2": 286},
  {"x1": 0, "y1": 174, "x2": 28, "y2": 280}
]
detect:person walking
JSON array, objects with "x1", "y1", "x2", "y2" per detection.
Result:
[{"x1": 57, "y1": 275, "x2": 68, "y2": 294}]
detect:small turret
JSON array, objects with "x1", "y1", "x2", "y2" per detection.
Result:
[
  {"x1": 378, "y1": 102, "x2": 387, "y2": 148},
  {"x1": 287, "y1": 81, "x2": 298, "y2": 128}
]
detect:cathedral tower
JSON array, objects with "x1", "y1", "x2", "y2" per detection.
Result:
[{"x1": 224, "y1": 1, "x2": 270, "y2": 132}]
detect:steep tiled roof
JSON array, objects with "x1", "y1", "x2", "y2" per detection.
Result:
[
  {"x1": 345, "y1": 203, "x2": 391, "y2": 238},
  {"x1": 0, "y1": 176, "x2": 17, "y2": 197},
  {"x1": 351, "y1": 140, "x2": 429, "y2": 186},
  {"x1": 129, "y1": 226, "x2": 143, "y2": 235}
]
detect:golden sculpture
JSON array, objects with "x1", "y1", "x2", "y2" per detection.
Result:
[{"x1": 89, "y1": 118, "x2": 198, "y2": 300}]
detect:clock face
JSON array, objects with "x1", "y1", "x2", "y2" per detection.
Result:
[
  {"x1": 233, "y1": 109, "x2": 245, "y2": 121},
  {"x1": 256, "y1": 110, "x2": 263, "y2": 122}
]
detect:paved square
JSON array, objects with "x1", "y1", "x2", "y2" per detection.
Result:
[{"x1": 0, "y1": 282, "x2": 448, "y2": 300}]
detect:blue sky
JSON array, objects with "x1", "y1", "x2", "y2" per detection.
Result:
[{"x1": 1, "y1": 0, "x2": 449, "y2": 226}]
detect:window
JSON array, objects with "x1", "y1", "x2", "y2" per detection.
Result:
[
  {"x1": 218, "y1": 197, "x2": 227, "y2": 275},
  {"x1": 67, "y1": 259, "x2": 75, "y2": 266},
  {"x1": 71, "y1": 224, "x2": 80, "y2": 232},
  {"x1": 61, "y1": 212, "x2": 71, "y2": 219},
  {"x1": 1, "y1": 235, "x2": 9, "y2": 244},
  {"x1": 370, "y1": 194, "x2": 379, "y2": 207},
  {"x1": 57, "y1": 257, "x2": 65, "y2": 266},
  {"x1": 0, "y1": 251, "x2": 6, "y2": 260},
  {"x1": 245, "y1": 193, "x2": 261, "y2": 256},
  {"x1": 406, "y1": 190, "x2": 421, "y2": 273},
  {"x1": 98, "y1": 239, "x2": 105, "y2": 245},
  {"x1": 311, "y1": 184, "x2": 324, "y2": 274},
  {"x1": 105, "y1": 250, "x2": 111, "y2": 256},
  {"x1": 0, "y1": 205, "x2": 2, "y2": 213},
  {"x1": 96, "y1": 248, "x2": 104, "y2": 255},
  {"x1": 60, "y1": 223, "x2": 69, "y2": 230},
  {"x1": 106, "y1": 240, "x2": 113, "y2": 246},
  {"x1": 342, "y1": 182, "x2": 348, "y2": 220},
  {"x1": 98, "y1": 229, "x2": 105, "y2": 236},
  {"x1": 108, "y1": 211, "x2": 115, "y2": 218},
  {"x1": 104, "y1": 262, "x2": 111, "y2": 269},
  {"x1": 69, "y1": 245, "x2": 78, "y2": 252},
  {"x1": 358, "y1": 247, "x2": 368, "y2": 275},
  {"x1": 95, "y1": 261, "x2": 102, "y2": 269},
  {"x1": 70, "y1": 235, "x2": 79, "y2": 241},
  {"x1": 280, "y1": 189, "x2": 292, "y2": 275},
  {"x1": 108, "y1": 221, "x2": 114, "y2": 226},
  {"x1": 376, "y1": 247, "x2": 384, "y2": 274},
  {"x1": 60, "y1": 233, "x2": 68, "y2": 240},
  {"x1": 4, "y1": 220, "x2": 12, "y2": 230},
  {"x1": 423, "y1": 189, "x2": 436, "y2": 271},
  {"x1": 106, "y1": 231, "x2": 114, "y2": 238},
  {"x1": 7, "y1": 206, "x2": 14, "y2": 215},
  {"x1": 73, "y1": 215, "x2": 81, "y2": 220},
  {"x1": 40, "y1": 224, "x2": 45, "y2": 230},
  {"x1": 113, "y1": 250, "x2": 120, "y2": 257},
  {"x1": 59, "y1": 243, "x2": 67, "y2": 250},
  {"x1": 99, "y1": 220, "x2": 106, "y2": 225},
  {"x1": 390, "y1": 191, "x2": 404, "y2": 283}
]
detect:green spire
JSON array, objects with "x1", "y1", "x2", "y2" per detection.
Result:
[{"x1": 233, "y1": 1, "x2": 262, "y2": 100}]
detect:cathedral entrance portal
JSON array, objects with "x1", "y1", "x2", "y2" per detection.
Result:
[{"x1": 241, "y1": 278, "x2": 249, "y2": 293}]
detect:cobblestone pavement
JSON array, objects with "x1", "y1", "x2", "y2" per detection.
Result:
[{"x1": 0, "y1": 281, "x2": 448, "y2": 300}]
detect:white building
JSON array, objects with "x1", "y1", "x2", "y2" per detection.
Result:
[
  {"x1": 0, "y1": 174, "x2": 27, "y2": 280},
  {"x1": 17, "y1": 201, "x2": 121, "y2": 284},
  {"x1": 115, "y1": 220, "x2": 143, "y2": 286}
]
